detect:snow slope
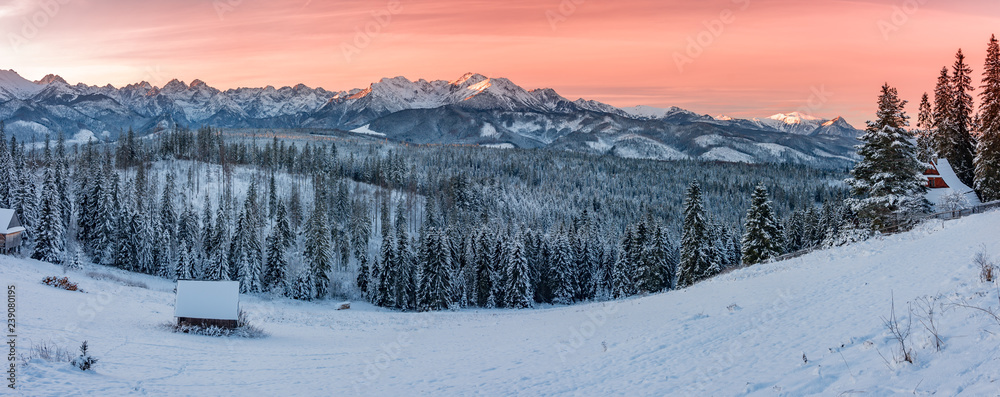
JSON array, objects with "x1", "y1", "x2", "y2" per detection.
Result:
[{"x1": 8, "y1": 211, "x2": 1000, "y2": 395}]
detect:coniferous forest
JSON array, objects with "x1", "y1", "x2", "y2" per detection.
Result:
[{"x1": 2, "y1": 122, "x2": 853, "y2": 311}]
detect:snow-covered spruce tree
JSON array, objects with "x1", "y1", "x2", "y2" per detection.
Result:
[
  {"x1": 206, "y1": 202, "x2": 232, "y2": 281},
  {"x1": 93, "y1": 172, "x2": 118, "y2": 265},
  {"x1": 976, "y1": 34, "x2": 1000, "y2": 202},
  {"x1": 417, "y1": 227, "x2": 452, "y2": 311},
  {"x1": 635, "y1": 220, "x2": 671, "y2": 294},
  {"x1": 446, "y1": 227, "x2": 467, "y2": 307},
  {"x1": 0, "y1": 123, "x2": 8, "y2": 208},
  {"x1": 114, "y1": 206, "x2": 142, "y2": 272},
  {"x1": 233, "y1": 197, "x2": 264, "y2": 294},
  {"x1": 610, "y1": 228, "x2": 634, "y2": 298},
  {"x1": 32, "y1": 168, "x2": 64, "y2": 263},
  {"x1": 677, "y1": 181, "x2": 713, "y2": 288},
  {"x1": 12, "y1": 160, "x2": 37, "y2": 253},
  {"x1": 373, "y1": 200, "x2": 393, "y2": 307},
  {"x1": 505, "y1": 230, "x2": 533, "y2": 308},
  {"x1": 846, "y1": 84, "x2": 929, "y2": 231},
  {"x1": 349, "y1": 199, "x2": 372, "y2": 269},
  {"x1": 473, "y1": 229, "x2": 495, "y2": 307},
  {"x1": 949, "y1": 49, "x2": 979, "y2": 187},
  {"x1": 136, "y1": 213, "x2": 155, "y2": 275},
  {"x1": 159, "y1": 172, "x2": 177, "y2": 243},
  {"x1": 176, "y1": 245, "x2": 194, "y2": 281},
  {"x1": 550, "y1": 230, "x2": 576, "y2": 305},
  {"x1": 933, "y1": 66, "x2": 955, "y2": 158},
  {"x1": 393, "y1": 203, "x2": 416, "y2": 310},
  {"x1": 303, "y1": 194, "x2": 332, "y2": 299},
  {"x1": 741, "y1": 184, "x2": 783, "y2": 265},
  {"x1": 654, "y1": 225, "x2": 678, "y2": 291},
  {"x1": 267, "y1": 173, "x2": 278, "y2": 220},
  {"x1": 916, "y1": 93, "x2": 937, "y2": 163},
  {"x1": 264, "y1": 202, "x2": 291, "y2": 294}
]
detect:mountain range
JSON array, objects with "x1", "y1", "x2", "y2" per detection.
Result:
[{"x1": 0, "y1": 69, "x2": 861, "y2": 167}]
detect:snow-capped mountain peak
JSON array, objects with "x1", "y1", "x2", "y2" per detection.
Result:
[
  {"x1": 767, "y1": 111, "x2": 821, "y2": 125},
  {"x1": 450, "y1": 72, "x2": 488, "y2": 86},
  {"x1": 36, "y1": 74, "x2": 68, "y2": 85},
  {"x1": 0, "y1": 69, "x2": 44, "y2": 100},
  {"x1": 619, "y1": 105, "x2": 697, "y2": 120},
  {"x1": 162, "y1": 79, "x2": 189, "y2": 92}
]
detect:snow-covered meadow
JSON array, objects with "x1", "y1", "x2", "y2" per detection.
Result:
[{"x1": 7, "y1": 210, "x2": 1000, "y2": 396}]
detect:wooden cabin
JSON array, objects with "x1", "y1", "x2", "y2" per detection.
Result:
[
  {"x1": 924, "y1": 161, "x2": 949, "y2": 189},
  {"x1": 174, "y1": 280, "x2": 240, "y2": 329},
  {"x1": 0, "y1": 209, "x2": 26, "y2": 253}
]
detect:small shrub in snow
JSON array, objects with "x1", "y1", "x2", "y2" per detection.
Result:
[
  {"x1": 42, "y1": 276, "x2": 80, "y2": 292},
  {"x1": 71, "y1": 341, "x2": 98, "y2": 371},
  {"x1": 880, "y1": 294, "x2": 913, "y2": 364},
  {"x1": 974, "y1": 246, "x2": 996, "y2": 283},
  {"x1": 915, "y1": 297, "x2": 944, "y2": 352},
  {"x1": 21, "y1": 341, "x2": 72, "y2": 364},
  {"x1": 938, "y1": 189, "x2": 972, "y2": 212}
]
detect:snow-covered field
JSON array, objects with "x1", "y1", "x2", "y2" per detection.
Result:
[{"x1": 7, "y1": 211, "x2": 1000, "y2": 396}]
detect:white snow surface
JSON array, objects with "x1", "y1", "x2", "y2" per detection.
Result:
[
  {"x1": 481, "y1": 143, "x2": 514, "y2": 149},
  {"x1": 700, "y1": 147, "x2": 756, "y2": 163},
  {"x1": 350, "y1": 124, "x2": 387, "y2": 137},
  {"x1": 8, "y1": 211, "x2": 1000, "y2": 395}
]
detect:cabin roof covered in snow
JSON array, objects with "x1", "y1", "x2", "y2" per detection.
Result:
[
  {"x1": 0, "y1": 209, "x2": 25, "y2": 234},
  {"x1": 926, "y1": 158, "x2": 982, "y2": 208},
  {"x1": 174, "y1": 280, "x2": 240, "y2": 320}
]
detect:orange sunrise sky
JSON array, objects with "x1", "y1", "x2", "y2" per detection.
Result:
[{"x1": 1, "y1": 0, "x2": 999, "y2": 125}]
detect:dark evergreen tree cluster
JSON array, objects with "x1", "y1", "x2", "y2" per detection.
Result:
[{"x1": 923, "y1": 38, "x2": 1000, "y2": 203}]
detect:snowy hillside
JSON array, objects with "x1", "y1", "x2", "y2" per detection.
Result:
[{"x1": 9, "y1": 210, "x2": 1000, "y2": 395}]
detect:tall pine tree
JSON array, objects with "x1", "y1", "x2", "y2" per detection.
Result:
[
  {"x1": 32, "y1": 168, "x2": 64, "y2": 263},
  {"x1": 677, "y1": 182, "x2": 712, "y2": 288},
  {"x1": 976, "y1": 34, "x2": 1000, "y2": 202},
  {"x1": 303, "y1": 193, "x2": 332, "y2": 299},
  {"x1": 741, "y1": 184, "x2": 783, "y2": 265},
  {"x1": 846, "y1": 84, "x2": 929, "y2": 231},
  {"x1": 949, "y1": 49, "x2": 979, "y2": 187}
]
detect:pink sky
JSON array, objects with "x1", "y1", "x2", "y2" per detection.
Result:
[{"x1": 1, "y1": 0, "x2": 999, "y2": 125}]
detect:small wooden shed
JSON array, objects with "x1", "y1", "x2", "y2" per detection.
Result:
[
  {"x1": 0, "y1": 209, "x2": 26, "y2": 253},
  {"x1": 174, "y1": 280, "x2": 240, "y2": 329}
]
